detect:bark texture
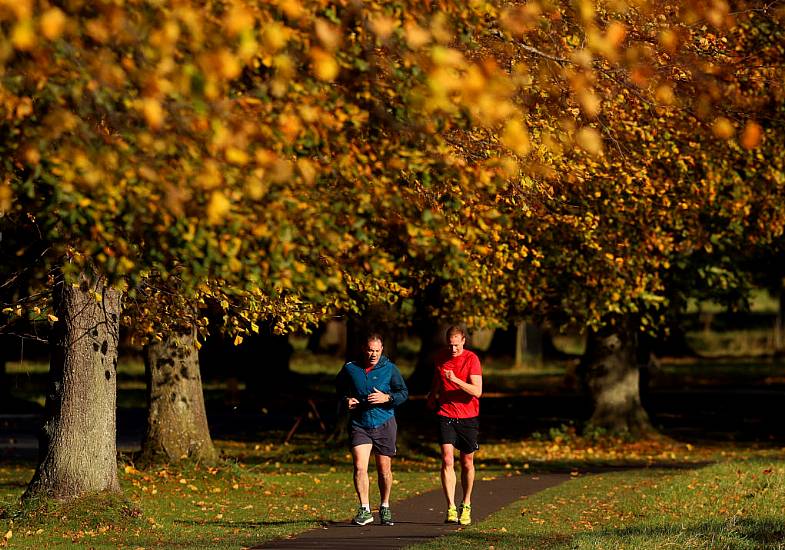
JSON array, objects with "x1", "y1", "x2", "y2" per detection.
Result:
[
  {"x1": 139, "y1": 326, "x2": 218, "y2": 465},
  {"x1": 579, "y1": 323, "x2": 653, "y2": 435},
  {"x1": 25, "y1": 272, "x2": 122, "y2": 500}
]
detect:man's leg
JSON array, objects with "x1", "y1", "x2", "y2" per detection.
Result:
[
  {"x1": 352, "y1": 444, "x2": 373, "y2": 507},
  {"x1": 375, "y1": 453, "x2": 392, "y2": 505},
  {"x1": 459, "y1": 451, "x2": 475, "y2": 505},
  {"x1": 440, "y1": 443, "x2": 457, "y2": 507}
]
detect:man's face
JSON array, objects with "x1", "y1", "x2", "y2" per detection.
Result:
[
  {"x1": 365, "y1": 339, "x2": 383, "y2": 367},
  {"x1": 447, "y1": 334, "x2": 465, "y2": 357}
]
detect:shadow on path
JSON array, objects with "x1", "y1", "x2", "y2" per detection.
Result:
[{"x1": 254, "y1": 473, "x2": 570, "y2": 549}]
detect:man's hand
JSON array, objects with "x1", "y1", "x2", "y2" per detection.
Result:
[
  {"x1": 367, "y1": 387, "x2": 391, "y2": 405},
  {"x1": 444, "y1": 369, "x2": 458, "y2": 383},
  {"x1": 347, "y1": 397, "x2": 360, "y2": 410}
]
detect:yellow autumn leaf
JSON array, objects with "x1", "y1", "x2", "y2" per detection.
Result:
[
  {"x1": 578, "y1": 90, "x2": 601, "y2": 117},
  {"x1": 142, "y1": 98, "x2": 164, "y2": 129},
  {"x1": 224, "y1": 5, "x2": 254, "y2": 36},
  {"x1": 311, "y1": 48, "x2": 339, "y2": 81},
  {"x1": 314, "y1": 19, "x2": 341, "y2": 51},
  {"x1": 740, "y1": 121, "x2": 762, "y2": 149},
  {"x1": 261, "y1": 21, "x2": 290, "y2": 52},
  {"x1": 712, "y1": 117, "x2": 735, "y2": 139},
  {"x1": 369, "y1": 15, "x2": 396, "y2": 40},
  {"x1": 501, "y1": 119, "x2": 530, "y2": 156},
  {"x1": 279, "y1": 0, "x2": 304, "y2": 19},
  {"x1": 40, "y1": 8, "x2": 66, "y2": 40},
  {"x1": 605, "y1": 21, "x2": 626, "y2": 48},
  {"x1": 576, "y1": 127, "x2": 603, "y2": 156},
  {"x1": 404, "y1": 22, "x2": 430, "y2": 48},
  {"x1": 206, "y1": 191, "x2": 231, "y2": 224},
  {"x1": 47, "y1": 313, "x2": 59, "y2": 322},
  {"x1": 655, "y1": 84, "x2": 674, "y2": 105},
  {"x1": 234, "y1": 335, "x2": 243, "y2": 346},
  {"x1": 11, "y1": 21, "x2": 36, "y2": 50},
  {"x1": 225, "y1": 147, "x2": 249, "y2": 165}
]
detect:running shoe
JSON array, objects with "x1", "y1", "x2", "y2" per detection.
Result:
[
  {"x1": 353, "y1": 507, "x2": 373, "y2": 526},
  {"x1": 445, "y1": 505, "x2": 459, "y2": 523},
  {"x1": 459, "y1": 503, "x2": 472, "y2": 525},
  {"x1": 380, "y1": 505, "x2": 394, "y2": 526}
]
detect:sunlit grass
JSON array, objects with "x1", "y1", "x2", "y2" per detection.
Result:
[
  {"x1": 0, "y1": 436, "x2": 440, "y2": 549},
  {"x1": 2, "y1": 431, "x2": 784, "y2": 549},
  {"x1": 412, "y1": 459, "x2": 785, "y2": 550}
]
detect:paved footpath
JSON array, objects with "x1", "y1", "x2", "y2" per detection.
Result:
[{"x1": 255, "y1": 473, "x2": 570, "y2": 549}]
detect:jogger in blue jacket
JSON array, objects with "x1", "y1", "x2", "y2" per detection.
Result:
[{"x1": 335, "y1": 333, "x2": 408, "y2": 526}]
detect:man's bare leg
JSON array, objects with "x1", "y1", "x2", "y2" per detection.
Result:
[
  {"x1": 376, "y1": 454, "x2": 392, "y2": 505},
  {"x1": 440, "y1": 443, "x2": 456, "y2": 507},
  {"x1": 352, "y1": 444, "x2": 373, "y2": 507},
  {"x1": 459, "y1": 451, "x2": 475, "y2": 505}
]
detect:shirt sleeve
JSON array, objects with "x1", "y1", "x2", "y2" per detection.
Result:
[
  {"x1": 468, "y1": 353, "x2": 482, "y2": 376},
  {"x1": 386, "y1": 365, "x2": 409, "y2": 408}
]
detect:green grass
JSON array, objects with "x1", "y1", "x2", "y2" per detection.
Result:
[
  {"x1": 412, "y1": 459, "x2": 785, "y2": 550},
  {"x1": 0, "y1": 436, "x2": 440, "y2": 549},
  {"x1": 2, "y1": 433, "x2": 785, "y2": 548}
]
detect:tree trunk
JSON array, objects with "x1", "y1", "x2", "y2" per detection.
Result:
[
  {"x1": 24, "y1": 272, "x2": 122, "y2": 500},
  {"x1": 579, "y1": 322, "x2": 653, "y2": 436},
  {"x1": 408, "y1": 321, "x2": 449, "y2": 394},
  {"x1": 776, "y1": 288, "x2": 785, "y2": 352},
  {"x1": 514, "y1": 321, "x2": 525, "y2": 368},
  {"x1": 139, "y1": 326, "x2": 218, "y2": 465}
]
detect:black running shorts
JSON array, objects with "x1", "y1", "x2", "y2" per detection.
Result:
[{"x1": 438, "y1": 416, "x2": 480, "y2": 454}]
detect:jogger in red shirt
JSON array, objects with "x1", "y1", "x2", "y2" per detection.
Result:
[{"x1": 427, "y1": 326, "x2": 483, "y2": 525}]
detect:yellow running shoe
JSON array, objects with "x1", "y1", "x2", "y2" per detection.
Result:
[
  {"x1": 459, "y1": 503, "x2": 472, "y2": 525},
  {"x1": 445, "y1": 505, "x2": 458, "y2": 523}
]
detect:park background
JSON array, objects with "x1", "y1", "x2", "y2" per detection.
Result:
[{"x1": 2, "y1": 0, "x2": 785, "y2": 548}]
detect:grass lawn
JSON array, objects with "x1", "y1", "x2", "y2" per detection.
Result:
[
  {"x1": 3, "y1": 431, "x2": 785, "y2": 549},
  {"x1": 412, "y1": 458, "x2": 785, "y2": 550},
  {"x1": 0, "y1": 436, "x2": 440, "y2": 549}
]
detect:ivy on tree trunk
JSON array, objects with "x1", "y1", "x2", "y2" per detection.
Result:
[{"x1": 25, "y1": 271, "x2": 122, "y2": 500}]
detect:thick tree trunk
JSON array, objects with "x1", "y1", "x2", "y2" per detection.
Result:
[
  {"x1": 139, "y1": 326, "x2": 217, "y2": 465},
  {"x1": 775, "y1": 288, "x2": 785, "y2": 352},
  {"x1": 579, "y1": 322, "x2": 653, "y2": 435},
  {"x1": 24, "y1": 272, "x2": 122, "y2": 500},
  {"x1": 515, "y1": 321, "x2": 525, "y2": 367},
  {"x1": 408, "y1": 321, "x2": 449, "y2": 394}
]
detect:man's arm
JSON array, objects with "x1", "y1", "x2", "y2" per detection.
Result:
[
  {"x1": 444, "y1": 370, "x2": 482, "y2": 398},
  {"x1": 367, "y1": 367, "x2": 408, "y2": 407},
  {"x1": 387, "y1": 367, "x2": 408, "y2": 407},
  {"x1": 335, "y1": 366, "x2": 359, "y2": 409}
]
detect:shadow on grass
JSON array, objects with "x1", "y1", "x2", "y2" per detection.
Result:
[
  {"x1": 444, "y1": 517, "x2": 785, "y2": 549},
  {"x1": 596, "y1": 516, "x2": 785, "y2": 544},
  {"x1": 440, "y1": 516, "x2": 785, "y2": 549}
]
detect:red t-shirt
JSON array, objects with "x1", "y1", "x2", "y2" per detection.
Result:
[{"x1": 434, "y1": 349, "x2": 482, "y2": 418}]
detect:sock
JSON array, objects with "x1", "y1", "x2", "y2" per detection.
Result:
[
  {"x1": 381, "y1": 502, "x2": 389, "y2": 508},
  {"x1": 361, "y1": 504, "x2": 370, "y2": 512}
]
